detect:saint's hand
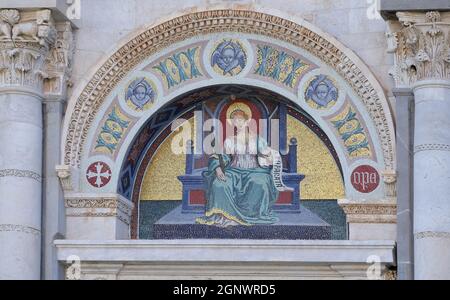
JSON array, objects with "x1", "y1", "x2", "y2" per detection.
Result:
[{"x1": 216, "y1": 168, "x2": 227, "y2": 182}]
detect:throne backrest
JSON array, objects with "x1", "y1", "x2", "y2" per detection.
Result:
[
  {"x1": 186, "y1": 98, "x2": 296, "y2": 174},
  {"x1": 218, "y1": 99, "x2": 265, "y2": 143}
]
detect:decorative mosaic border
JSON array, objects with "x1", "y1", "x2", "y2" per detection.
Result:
[
  {"x1": 63, "y1": 9, "x2": 395, "y2": 171},
  {"x1": 0, "y1": 224, "x2": 41, "y2": 236},
  {"x1": 326, "y1": 99, "x2": 376, "y2": 163},
  {"x1": 0, "y1": 169, "x2": 42, "y2": 182}
]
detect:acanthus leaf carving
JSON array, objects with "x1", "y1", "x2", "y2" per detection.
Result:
[
  {"x1": 44, "y1": 22, "x2": 75, "y2": 97},
  {"x1": 388, "y1": 11, "x2": 450, "y2": 87},
  {"x1": 0, "y1": 9, "x2": 72, "y2": 94}
]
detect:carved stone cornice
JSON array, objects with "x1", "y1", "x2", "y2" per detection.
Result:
[
  {"x1": 338, "y1": 199, "x2": 397, "y2": 224},
  {"x1": 65, "y1": 194, "x2": 134, "y2": 225},
  {"x1": 0, "y1": 9, "x2": 73, "y2": 97},
  {"x1": 387, "y1": 11, "x2": 450, "y2": 87}
]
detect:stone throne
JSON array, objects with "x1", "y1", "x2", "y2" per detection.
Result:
[{"x1": 177, "y1": 98, "x2": 305, "y2": 212}]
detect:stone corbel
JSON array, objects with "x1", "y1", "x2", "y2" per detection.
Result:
[
  {"x1": 56, "y1": 164, "x2": 79, "y2": 192},
  {"x1": 64, "y1": 194, "x2": 134, "y2": 240},
  {"x1": 338, "y1": 199, "x2": 397, "y2": 240},
  {"x1": 382, "y1": 170, "x2": 397, "y2": 199}
]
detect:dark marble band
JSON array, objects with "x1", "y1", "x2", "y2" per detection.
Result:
[
  {"x1": 415, "y1": 144, "x2": 450, "y2": 153},
  {"x1": 0, "y1": 169, "x2": 42, "y2": 182},
  {"x1": 0, "y1": 224, "x2": 41, "y2": 236},
  {"x1": 415, "y1": 231, "x2": 450, "y2": 240}
]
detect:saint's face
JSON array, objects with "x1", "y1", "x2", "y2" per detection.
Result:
[
  {"x1": 232, "y1": 115, "x2": 248, "y2": 132},
  {"x1": 134, "y1": 85, "x2": 148, "y2": 101},
  {"x1": 316, "y1": 83, "x2": 329, "y2": 101}
]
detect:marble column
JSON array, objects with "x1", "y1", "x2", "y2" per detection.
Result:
[
  {"x1": 0, "y1": 9, "x2": 57, "y2": 280},
  {"x1": 388, "y1": 11, "x2": 450, "y2": 279},
  {"x1": 413, "y1": 80, "x2": 450, "y2": 279},
  {"x1": 0, "y1": 89, "x2": 43, "y2": 280}
]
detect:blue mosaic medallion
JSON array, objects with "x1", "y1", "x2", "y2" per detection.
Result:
[
  {"x1": 211, "y1": 40, "x2": 247, "y2": 76},
  {"x1": 125, "y1": 77, "x2": 156, "y2": 111},
  {"x1": 305, "y1": 75, "x2": 339, "y2": 110}
]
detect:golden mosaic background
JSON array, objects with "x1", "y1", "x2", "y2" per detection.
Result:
[
  {"x1": 141, "y1": 116, "x2": 345, "y2": 201},
  {"x1": 140, "y1": 118, "x2": 194, "y2": 201},
  {"x1": 287, "y1": 116, "x2": 345, "y2": 199}
]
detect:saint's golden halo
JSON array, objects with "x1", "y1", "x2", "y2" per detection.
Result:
[{"x1": 226, "y1": 102, "x2": 253, "y2": 124}]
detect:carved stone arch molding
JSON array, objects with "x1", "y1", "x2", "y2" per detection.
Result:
[{"x1": 59, "y1": 7, "x2": 397, "y2": 241}]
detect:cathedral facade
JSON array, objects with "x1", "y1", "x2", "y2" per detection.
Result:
[{"x1": 0, "y1": 0, "x2": 449, "y2": 280}]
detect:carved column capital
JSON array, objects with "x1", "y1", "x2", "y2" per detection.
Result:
[
  {"x1": 387, "y1": 11, "x2": 450, "y2": 87},
  {"x1": 44, "y1": 21, "x2": 74, "y2": 100},
  {"x1": 0, "y1": 9, "x2": 73, "y2": 97}
]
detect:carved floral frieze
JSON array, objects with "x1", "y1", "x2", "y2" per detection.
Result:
[{"x1": 338, "y1": 199, "x2": 397, "y2": 224}]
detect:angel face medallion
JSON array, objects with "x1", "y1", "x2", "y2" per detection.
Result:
[
  {"x1": 125, "y1": 77, "x2": 156, "y2": 111},
  {"x1": 211, "y1": 40, "x2": 247, "y2": 76},
  {"x1": 305, "y1": 75, "x2": 339, "y2": 110}
]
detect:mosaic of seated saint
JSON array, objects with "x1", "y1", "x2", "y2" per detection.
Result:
[{"x1": 196, "y1": 103, "x2": 283, "y2": 227}]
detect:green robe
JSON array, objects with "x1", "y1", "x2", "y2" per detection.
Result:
[{"x1": 196, "y1": 140, "x2": 279, "y2": 226}]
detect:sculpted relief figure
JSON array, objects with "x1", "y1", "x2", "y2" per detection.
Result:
[
  {"x1": 0, "y1": 10, "x2": 19, "y2": 40},
  {"x1": 0, "y1": 9, "x2": 55, "y2": 46}
]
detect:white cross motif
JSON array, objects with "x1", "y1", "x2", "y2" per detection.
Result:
[{"x1": 86, "y1": 162, "x2": 112, "y2": 188}]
